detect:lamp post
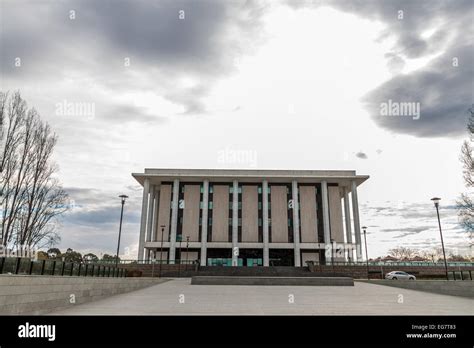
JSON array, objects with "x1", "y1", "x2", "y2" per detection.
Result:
[
  {"x1": 185, "y1": 236, "x2": 190, "y2": 268},
  {"x1": 177, "y1": 235, "x2": 183, "y2": 277},
  {"x1": 330, "y1": 239, "x2": 335, "y2": 275},
  {"x1": 159, "y1": 225, "x2": 165, "y2": 278},
  {"x1": 431, "y1": 197, "x2": 449, "y2": 281},
  {"x1": 115, "y1": 195, "x2": 128, "y2": 267},
  {"x1": 362, "y1": 226, "x2": 369, "y2": 279}
]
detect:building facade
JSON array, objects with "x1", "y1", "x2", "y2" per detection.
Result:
[{"x1": 132, "y1": 169, "x2": 369, "y2": 267}]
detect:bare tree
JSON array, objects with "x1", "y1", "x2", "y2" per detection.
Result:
[
  {"x1": 388, "y1": 246, "x2": 419, "y2": 260},
  {"x1": 0, "y1": 91, "x2": 69, "y2": 248},
  {"x1": 421, "y1": 248, "x2": 445, "y2": 263},
  {"x1": 457, "y1": 107, "x2": 474, "y2": 244}
]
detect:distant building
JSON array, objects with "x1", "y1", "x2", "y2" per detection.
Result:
[{"x1": 132, "y1": 169, "x2": 369, "y2": 267}]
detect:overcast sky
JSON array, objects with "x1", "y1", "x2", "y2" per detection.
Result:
[{"x1": 1, "y1": 0, "x2": 473, "y2": 258}]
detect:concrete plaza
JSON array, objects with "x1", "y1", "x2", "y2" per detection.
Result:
[{"x1": 52, "y1": 279, "x2": 474, "y2": 315}]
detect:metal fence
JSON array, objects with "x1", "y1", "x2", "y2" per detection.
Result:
[
  {"x1": 449, "y1": 270, "x2": 474, "y2": 281},
  {"x1": 119, "y1": 259, "x2": 198, "y2": 265},
  {"x1": 309, "y1": 261, "x2": 474, "y2": 267},
  {"x1": 119, "y1": 259, "x2": 474, "y2": 268},
  {"x1": 0, "y1": 257, "x2": 126, "y2": 277}
]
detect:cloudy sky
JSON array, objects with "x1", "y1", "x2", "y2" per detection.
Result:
[{"x1": 1, "y1": 0, "x2": 473, "y2": 259}]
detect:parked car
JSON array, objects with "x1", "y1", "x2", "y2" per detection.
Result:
[{"x1": 385, "y1": 271, "x2": 416, "y2": 280}]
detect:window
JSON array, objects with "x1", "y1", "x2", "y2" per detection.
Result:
[
  {"x1": 209, "y1": 201, "x2": 213, "y2": 209},
  {"x1": 258, "y1": 201, "x2": 262, "y2": 210},
  {"x1": 258, "y1": 186, "x2": 262, "y2": 194}
]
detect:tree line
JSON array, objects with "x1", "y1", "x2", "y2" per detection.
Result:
[
  {"x1": 376, "y1": 246, "x2": 473, "y2": 262},
  {"x1": 38, "y1": 247, "x2": 120, "y2": 264}
]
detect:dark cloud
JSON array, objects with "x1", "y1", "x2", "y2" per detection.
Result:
[
  {"x1": 380, "y1": 226, "x2": 432, "y2": 238},
  {"x1": 355, "y1": 151, "x2": 368, "y2": 159},
  {"x1": 0, "y1": 0, "x2": 267, "y2": 116},
  {"x1": 363, "y1": 44, "x2": 473, "y2": 138},
  {"x1": 102, "y1": 104, "x2": 167, "y2": 124},
  {"x1": 286, "y1": 0, "x2": 474, "y2": 138}
]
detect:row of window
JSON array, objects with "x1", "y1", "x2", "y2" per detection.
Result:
[
  {"x1": 177, "y1": 183, "x2": 322, "y2": 195},
  {"x1": 178, "y1": 216, "x2": 300, "y2": 227},
  {"x1": 176, "y1": 200, "x2": 316, "y2": 211}
]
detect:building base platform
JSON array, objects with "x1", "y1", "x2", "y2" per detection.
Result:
[{"x1": 191, "y1": 276, "x2": 354, "y2": 286}]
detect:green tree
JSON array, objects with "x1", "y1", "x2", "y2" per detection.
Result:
[
  {"x1": 36, "y1": 250, "x2": 49, "y2": 260},
  {"x1": 101, "y1": 254, "x2": 120, "y2": 263},
  {"x1": 61, "y1": 248, "x2": 82, "y2": 263},
  {"x1": 83, "y1": 253, "x2": 99, "y2": 262},
  {"x1": 47, "y1": 247, "x2": 61, "y2": 258}
]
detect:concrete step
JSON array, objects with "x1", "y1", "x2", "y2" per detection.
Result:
[{"x1": 191, "y1": 276, "x2": 355, "y2": 286}]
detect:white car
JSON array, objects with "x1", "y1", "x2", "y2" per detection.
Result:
[{"x1": 385, "y1": 271, "x2": 416, "y2": 280}]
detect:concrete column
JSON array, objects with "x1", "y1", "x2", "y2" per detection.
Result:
[
  {"x1": 137, "y1": 178, "x2": 150, "y2": 261},
  {"x1": 232, "y1": 180, "x2": 239, "y2": 266},
  {"x1": 152, "y1": 188, "x2": 160, "y2": 241},
  {"x1": 262, "y1": 180, "x2": 269, "y2": 266},
  {"x1": 292, "y1": 180, "x2": 301, "y2": 267},
  {"x1": 343, "y1": 187, "x2": 353, "y2": 261},
  {"x1": 146, "y1": 185, "x2": 154, "y2": 243},
  {"x1": 144, "y1": 185, "x2": 155, "y2": 261},
  {"x1": 321, "y1": 180, "x2": 331, "y2": 263},
  {"x1": 168, "y1": 179, "x2": 180, "y2": 263},
  {"x1": 200, "y1": 180, "x2": 209, "y2": 266},
  {"x1": 351, "y1": 180, "x2": 362, "y2": 260}
]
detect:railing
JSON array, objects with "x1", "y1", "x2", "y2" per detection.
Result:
[
  {"x1": 307, "y1": 261, "x2": 474, "y2": 267},
  {"x1": 0, "y1": 257, "x2": 126, "y2": 277},
  {"x1": 450, "y1": 270, "x2": 474, "y2": 281},
  {"x1": 119, "y1": 259, "x2": 199, "y2": 265},
  {"x1": 118, "y1": 259, "x2": 474, "y2": 268}
]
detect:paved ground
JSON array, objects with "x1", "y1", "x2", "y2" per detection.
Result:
[{"x1": 52, "y1": 279, "x2": 474, "y2": 315}]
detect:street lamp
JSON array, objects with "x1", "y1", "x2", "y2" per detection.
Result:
[
  {"x1": 185, "y1": 236, "x2": 190, "y2": 269},
  {"x1": 159, "y1": 225, "x2": 165, "y2": 278},
  {"x1": 330, "y1": 238, "x2": 335, "y2": 274},
  {"x1": 115, "y1": 195, "x2": 128, "y2": 267},
  {"x1": 177, "y1": 235, "x2": 183, "y2": 277},
  {"x1": 431, "y1": 197, "x2": 449, "y2": 280},
  {"x1": 362, "y1": 226, "x2": 369, "y2": 279}
]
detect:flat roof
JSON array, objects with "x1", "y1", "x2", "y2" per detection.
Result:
[{"x1": 132, "y1": 168, "x2": 369, "y2": 187}]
